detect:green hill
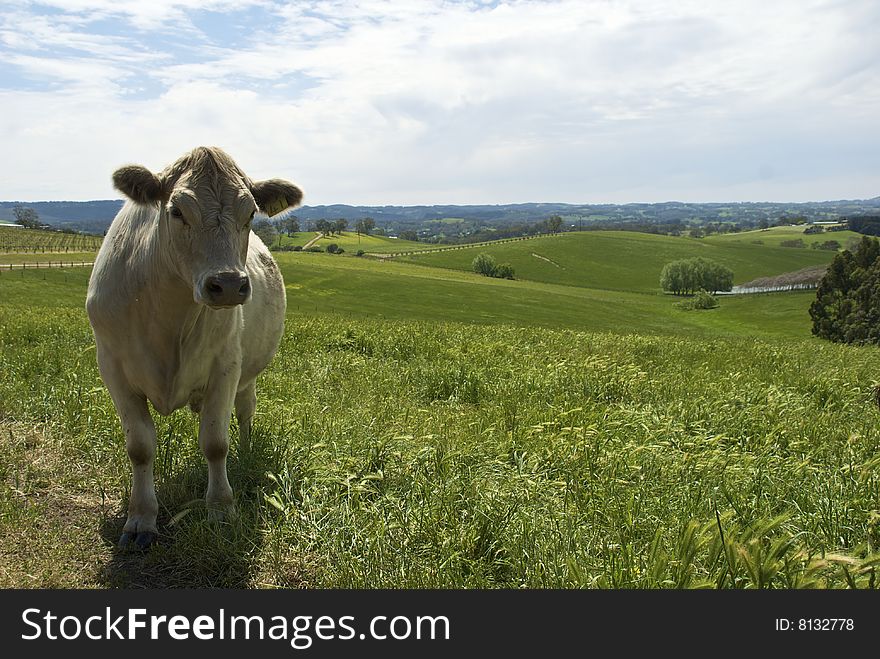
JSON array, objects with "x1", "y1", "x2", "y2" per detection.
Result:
[
  {"x1": 703, "y1": 224, "x2": 859, "y2": 248},
  {"x1": 398, "y1": 231, "x2": 837, "y2": 292},
  {"x1": 274, "y1": 231, "x2": 431, "y2": 253},
  {"x1": 0, "y1": 249, "x2": 819, "y2": 340}
]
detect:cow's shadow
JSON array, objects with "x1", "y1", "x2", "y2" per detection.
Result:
[{"x1": 97, "y1": 426, "x2": 279, "y2": 589}]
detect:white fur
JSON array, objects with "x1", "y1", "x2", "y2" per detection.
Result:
[{"x1": 87, "y1": 148, "x2": 291, "y2": 542}]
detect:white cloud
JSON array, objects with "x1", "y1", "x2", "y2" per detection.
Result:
[{"x1": 0, "y1": 0, "x2": 878, "y2": 203}]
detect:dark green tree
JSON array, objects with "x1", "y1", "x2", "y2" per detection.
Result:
[{"x1": 810, "y1": 236, "x2": 880, "y2": 343}]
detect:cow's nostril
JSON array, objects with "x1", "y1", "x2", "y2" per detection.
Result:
[
  {"x1": 239, "y1": 280, "x2": 250, "y2": 295},
  {"x1": 207, "y1": 281, "x2": 223, "y2": 295}
]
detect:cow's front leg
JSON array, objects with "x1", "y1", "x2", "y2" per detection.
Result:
[
  {"x1": 116, "y1": 393, "x2": 159, "y2": 549},
  {"x1": 199, "y1": 369, "x2": 239, "y2": 518}
]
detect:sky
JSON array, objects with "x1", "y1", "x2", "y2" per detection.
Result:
[{"x1": 0, "y1": 0, "x2": 878, "y2": 205}]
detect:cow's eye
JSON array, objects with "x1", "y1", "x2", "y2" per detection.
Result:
[{"x1": 170, "y1": 206, "x2": 184, "y2": 220}]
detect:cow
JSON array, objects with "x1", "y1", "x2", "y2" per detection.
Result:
[{"x1": 86, "y1": 146, "x2": 301, "y2": 550}]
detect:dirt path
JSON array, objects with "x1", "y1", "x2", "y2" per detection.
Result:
[
  {"x1": 302, "y1": 232, "x2": 324, "y2": 249},
  {"x1": 531, "y1": 252, "x2": 563, "y2": 268}
]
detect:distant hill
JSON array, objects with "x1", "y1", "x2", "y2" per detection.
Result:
[
  {"x1": 1, "y1": 197, "x2": 878, "y2": 236},
  {"x1": 399, "y1": 228, "x2": 839, "y2": 292}
]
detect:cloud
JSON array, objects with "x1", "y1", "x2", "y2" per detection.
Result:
[{"x1": 0, "y1": 0, "x2": 878, "y2": 203}]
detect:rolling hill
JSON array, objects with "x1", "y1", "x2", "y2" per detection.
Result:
[
  {"x1": 0, "y1": 228, "x2": 840, "y2": 340},
  {"x1": 274, "y1": 231, "x2": 432, "y2": 253},
  {"x1": 397, "y1": 229, "x2": 839, "y2": 292}
]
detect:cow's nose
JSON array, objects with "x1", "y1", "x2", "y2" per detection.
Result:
[{"x1": 203, "y1": 272, "x2": 250, "y2": 306}]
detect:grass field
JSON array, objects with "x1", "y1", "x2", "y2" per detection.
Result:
[
  {"x1": 704, "y1": 225, "x2": 860, "y2": 249},
  {"x1": 2, "y1": 230, "x2": 880, "y2": 589},
  {"x1": 0, "y1": 252, "x2": 95, "y2": 265},
  {"x1": 399, "y1": 231, "x2": 838, "y2": 291}
]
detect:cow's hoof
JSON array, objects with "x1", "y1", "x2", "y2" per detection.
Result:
[
  {"x1": 118, "y1": 531, "x2": 157, "y2": 550},
  {"x1": 207, "y1": 501, "x2": 237, "y2": 523}
]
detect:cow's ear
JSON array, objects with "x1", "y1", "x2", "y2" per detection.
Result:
[
  {"x1": 251, "y1": 179, "x2": 303, "y2": 218},
  {"x1": 113, "y1": 165, "x2": 166, "y2": 204}
]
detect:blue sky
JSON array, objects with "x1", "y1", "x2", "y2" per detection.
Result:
[{"x1": 1, "y1": 0, "x2": 878, "y2": 204}]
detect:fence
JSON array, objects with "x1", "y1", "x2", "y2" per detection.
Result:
[
  {"x1": 730, "y1": 282, "x2": 819, "y2": 295},
  {"x1": 0, "y1": 260, "x2": 94, "y2": 271},
  {"x1": 376, "y1": 232, "x2": 563, "y2": 258}
]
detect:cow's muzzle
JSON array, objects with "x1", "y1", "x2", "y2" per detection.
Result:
[{"x1": 202, "y1": 272, "x2": 251, "y2": 307}]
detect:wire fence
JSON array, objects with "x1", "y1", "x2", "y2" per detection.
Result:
[
  {"x1": 0, "y1": 260, "x2": 94, "y2": 270},
  {"x1": 375, "y1": 232, "x2": 563, "y2": 258}
]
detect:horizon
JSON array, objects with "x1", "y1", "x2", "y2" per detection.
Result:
[
  {"x1": 1, "y1": 196, "x2": 878, "y2": 208},
  {"x1": 1, "y1": 1, "x2": 878, "y2": 204}
]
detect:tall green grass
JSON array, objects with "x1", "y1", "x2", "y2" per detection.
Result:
[{"x1": 2, "y1": 306, "x2": 880, "y2": 588}]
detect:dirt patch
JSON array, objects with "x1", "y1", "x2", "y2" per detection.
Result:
[
  {"x1": 0, "y1": 423, "x2": 117, "y2": 587},
  {"x1": 531, "y1": 252, "x2": 563, "y2": 269}
]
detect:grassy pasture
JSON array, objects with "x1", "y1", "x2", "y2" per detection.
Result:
[
  {"x1": 0, "y1": 254, "x2": 823, "y2": 339},
  {"x1": 0, "y1": 252, "x2": 95, "y2": 265},
  {"x1": 704, "y1": 225, "x2": 860, "y2": 249},
  {"x1": 2, "y1": 303, "x2": 880, "y2": 588},
  {"x1": 2, "y1": 230, "x2": 880, "y2": 589},
  {"x1": 400, "y1": 231, "x2": 837, "y2": 292}
]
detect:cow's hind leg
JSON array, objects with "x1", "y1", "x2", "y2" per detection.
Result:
[{"x1": 235, "y1": 379, "x2": 257, "y2": 454}]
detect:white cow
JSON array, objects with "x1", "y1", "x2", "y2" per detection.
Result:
[{"x1": 86, "y1": 146, "x2": 300, "y2": 549}]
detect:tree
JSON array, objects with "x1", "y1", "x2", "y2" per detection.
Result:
[
  {"x1": 494, "y1": 263, "x2": 515, "y2": 279},
  {"x1": 252, "y1": 218, "x2": 278, "y2": 246},
  {"x1": 355, "y1": 218, "x2": 376, "y2": 235},
  {"x1": 315, "y1": 219, "x2": 331, "y2": 235},
  {"x1": 847, "y1": 216, "x2": 880, "y2": 236},
  {"x1": 399, "y1": 230, "x2": 418, "y2": 242},
  {"x1": 660, "y1": 257, "x2": 733, "y2": 295},
  {"x1": 281, "y1": 215, "x2": 299, "y2": 236},
  {"x1": 13, "y1": 206, "x2": 40, "y2": 229},
  {"x1": 334, "y1": 218, "x2": 348, "y2": 234},
  {"x1": 810, "y1": 236, "x2": 880, "y2": 344},
  {"x1": 472, "y1": 253, "x2": 497, "y2": 277},
  {"x1": 547, "y1": 215, "x2": 563, "y2": 233}
]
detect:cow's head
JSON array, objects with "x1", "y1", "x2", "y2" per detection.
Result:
[{"x1": 112, "y1": 147, "x2": 302, "y2": 308}]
